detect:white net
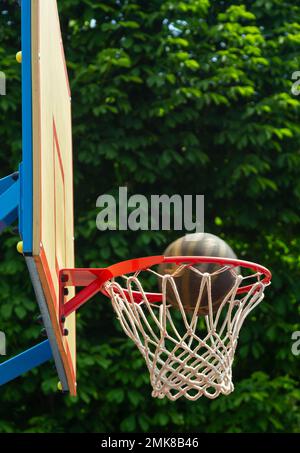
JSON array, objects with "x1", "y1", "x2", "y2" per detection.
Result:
[{"x1": 104, "y1": 263, "x2": 268, "y2": 401}]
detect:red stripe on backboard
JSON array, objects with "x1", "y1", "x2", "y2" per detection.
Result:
[
  {"x1": 53, "y1": 117, "x2": 67, "y2": 270},
  {"x1": 40, "y1": 246, "x2": 58, "y2": 310},
  {"x1": 65, "y1": 339, "x2": 76, "y2": 382},
  {"x1": 53, "y1": 119, "x2": 65, "y2": 183}
]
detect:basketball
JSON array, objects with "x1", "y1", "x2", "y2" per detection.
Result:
[{"x1": 158, "y1": 233, "x2": 239, "y2": 316}]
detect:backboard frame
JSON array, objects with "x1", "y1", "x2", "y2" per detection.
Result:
[{"x1": 20, "y1": 0, "x2": 76, "y2": 395}]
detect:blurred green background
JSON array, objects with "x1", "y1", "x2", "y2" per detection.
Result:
[{"x1": 0, "y1": 0, "x2": 300, "y2": 433}]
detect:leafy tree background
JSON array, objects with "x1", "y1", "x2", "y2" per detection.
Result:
[{"x1": 0, "y1": 0, "x2": 300, "y2": 433}]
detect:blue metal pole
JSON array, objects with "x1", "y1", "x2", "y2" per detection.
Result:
[
  {"x1": 0, "y1": 173, "x2": 19, "y2": 195},
  {"x1": 20, "y1": 0, "x2": 33, "y2": 254},
  {"x1": 0, "y1": 340, "x2": 52, "y2": 386},
  {"x1": 0, "y1": 175, "x2": 20, "y2": 233}
]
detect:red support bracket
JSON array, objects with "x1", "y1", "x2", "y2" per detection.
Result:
[
  {"x1": 59, "y1": 256, "x2": 165, "y2": 333},
  {"x1": 58, "y1": 268, "x2": 112, "y2": 334}
]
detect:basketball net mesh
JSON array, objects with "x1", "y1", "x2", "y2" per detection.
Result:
[{"x1": 104, "y1": 264, "x2": 267, "y2": 401}]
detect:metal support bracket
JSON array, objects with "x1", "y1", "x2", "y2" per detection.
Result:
[
  {"x1": 0, "y1": 340, "x2": 52, "y2": 386},
  {"x1": 0, "y1": 172, "x2": 20, "y2": 234},
  {"x1": 58, "y1": 257, "x2": 163, "y2": 331},
  {"x1": 59, "y1": 268, "x2": 108, "y2": 334}
]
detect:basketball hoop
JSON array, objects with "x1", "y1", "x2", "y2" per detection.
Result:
[
  {"x1": 99, "y1": 256, "x2": 271, "y2": 401},
  {"x1": 59, "y1": 255, "x2": 271, "y2": 401}
]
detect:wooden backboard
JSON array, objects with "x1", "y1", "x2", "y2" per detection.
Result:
[{"x1": 21, "y1": 0, "x2": 76, "y2": 394}]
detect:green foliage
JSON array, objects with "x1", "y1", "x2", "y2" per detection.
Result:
[{"x1": 0, "y1": 0, "x2": 300, "y2": 433}]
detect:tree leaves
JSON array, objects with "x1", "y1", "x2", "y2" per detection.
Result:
[{"x1": 0, "y1": 0, "x2": 300, "y2": 434}]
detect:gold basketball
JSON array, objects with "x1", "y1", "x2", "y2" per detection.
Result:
[{"x1": 158, "y1": 233, "x2": 239, "y2": 316}]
